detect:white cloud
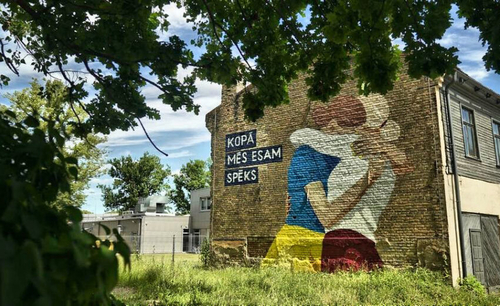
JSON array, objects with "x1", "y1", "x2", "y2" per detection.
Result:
[
  {"x1": 437, "y1": 33, "x2": 462, "y2": 48},
  {"x1": 84, "y1": 186, "x2": 102, "y2": 196},
  {"x1": 89, "y1": 176, "x2": 114, "y2": 185},
  {"x1": 391, "y1": 37, "x2": 406, "y2": 49},
  {"x1": 102, "y1": 79, "x2": 220, "y2": 150},
  {"x1": 160, "y1": 132, "x2": 211, "y2": 151},
  {"x1": 458, "y1": 65, "x2": 490, "y2": 81},
  {"x1": 164, "y1": 150, "x2": 194, "y2": 159},
  {"x1": 164, "y1": 3, "x2": 190, "y2": 30},
  {"x1": 156, "y1": 3, "x2": 201, "y2": 41},
  {"x1": 459, "y1": 49, "x2": 486, "y2": 63},
  {"x1": 118, "y1": 150, "x2": 132, "y2": 157}
]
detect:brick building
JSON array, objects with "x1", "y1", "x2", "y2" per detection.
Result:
[{"x1": 205, "y1": 66, "x2": 500, "y2": 289}]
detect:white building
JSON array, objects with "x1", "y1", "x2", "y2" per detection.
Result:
[
  {"x1": 82, "y1": 192, "x2": 213, "y2": 254},
  {"x1": 82, "y1": 195, "x2": 188, "y2": 254},
  {"x1": 183, "y1": 187, "x2": 211, "y2": 252}
]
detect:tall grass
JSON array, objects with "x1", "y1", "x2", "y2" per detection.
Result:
[{"x1": 115, "y1": 254, "x2": 499, "y2": 305}]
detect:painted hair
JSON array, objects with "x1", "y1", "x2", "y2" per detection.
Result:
[{"x1": 313, "y1": 95, "x2": 367, "y2": 129}]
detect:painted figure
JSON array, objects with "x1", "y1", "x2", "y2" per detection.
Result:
[{"x1": 263, "y1": 94, "x2": 413, "y2": 272}]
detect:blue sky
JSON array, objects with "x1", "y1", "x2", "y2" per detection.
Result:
[{"x1": 1, "y1": 4, "x2": 499, "y2": 213}]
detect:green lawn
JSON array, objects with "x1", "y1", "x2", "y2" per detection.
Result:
[{"x1": 115, "y1": 254, "x2": 500, "y2": 305}]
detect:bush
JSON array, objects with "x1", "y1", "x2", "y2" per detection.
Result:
[
  {"x1": 460, "y1": 275, "x2": 487, "y2": 297},
  {"x1": 0, "y1": 110, "x2": 130, "y2": 305},
  {"x1": 199, "y1": 238, "x2": 212, "y2": 268}
]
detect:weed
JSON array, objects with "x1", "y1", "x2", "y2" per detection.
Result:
[
  {"x1": 460, "y1": 275, "x2": 487, "y2": 297},
  {"x1": 114, "y1": 254, "x2": 500, "y2": 305},
  {"x1": 200, "y1": 238, "x2": 212, "y2": 268}
]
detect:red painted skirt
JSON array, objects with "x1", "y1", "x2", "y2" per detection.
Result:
[{"x1": 321, "y1": 229, "x2": 383, "y2": 272}]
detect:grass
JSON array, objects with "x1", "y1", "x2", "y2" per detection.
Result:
[{"x1": 115, "y1": 254, "x2": 500, "y2": 305}]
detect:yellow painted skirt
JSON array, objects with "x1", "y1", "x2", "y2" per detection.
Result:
[{"x1": 261, "y1": 225, "x2": 325, "y2": 272}]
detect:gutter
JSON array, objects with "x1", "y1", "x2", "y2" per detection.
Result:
[
  {"x1": 209, "y1": 108, "x2": 217, "y2": 242},
  {"x1": 443, "y1": 71, "x2": 467, "y2": 279}
]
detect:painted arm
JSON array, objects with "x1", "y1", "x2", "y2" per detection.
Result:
[
  {"x1": 305, "y1": 171, "x2": 374, "y2": 229},
  {"x1": 304, "y1": 181, "x2": 331, "y2": 228}
]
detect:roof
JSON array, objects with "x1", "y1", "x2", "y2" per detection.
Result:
[{"x1": 81, "y1": 212, "x2": 188, "y2": 223}]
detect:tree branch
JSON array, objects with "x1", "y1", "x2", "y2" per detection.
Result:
[
  {"x1": 264, "y1": 0, "x2": 308, "y2": 53},
  {"x1": 0, "y1": 39, "x2": 19, "y2": 76},
  {"x1": 201, "y1": 0, "x2": 253, "y2": 70},
  {"x1": 10, "y1": 0, "x2": 40, "y2": 19},
  {"x1": 136, "y1": 117, "x2": 169, "y2": 158},
  {"x1": 402, "y1": 0, "x2": 426, "y2": 45}
]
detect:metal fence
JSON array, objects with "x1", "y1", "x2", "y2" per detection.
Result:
[{"x1": 107, "y1": 234, "x2": 209, "y2": 254}]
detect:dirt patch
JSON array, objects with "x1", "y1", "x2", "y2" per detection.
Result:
[{"x1": 113, "y1": 286, "x2": 136, "y2": 298}]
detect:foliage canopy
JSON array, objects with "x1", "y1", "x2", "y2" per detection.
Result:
[
  {"x1": 0, "y1": 105, "x2": 129, "y2": 305},
  {"x1": 99, "y1": 152, "x2": 171, "y2": 212},
  {"x1": 2, "y1": 79, "x2": 106, "y2": 208},
  {"x1": 0, "y1": 0, "x2": 499, "y2": 304},
  {"x1": 1, "y1": 0, "x2": 499, "y2": 122},
  {"x1": 170, "y1": 159, "x2": 211, "y2": 214}
]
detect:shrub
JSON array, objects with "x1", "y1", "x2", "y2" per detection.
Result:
[
  {"x1": 0, "y1": 110, "x2": 130, "y2": 305},
  {"x1": 460, "y1": 275, "x2": 487, "y2": 297},
  {"x1": 200, "y1": 238, "x2": 212, "y2": 268}
]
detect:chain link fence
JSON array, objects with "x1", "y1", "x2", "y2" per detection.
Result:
[{"x1": 110, "y1": 234, "x2": 209, "y2": 254}]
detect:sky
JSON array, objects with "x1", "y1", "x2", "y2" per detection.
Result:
[{"x1": 1, "y1": 4, "x2": 499, "y2": 214}]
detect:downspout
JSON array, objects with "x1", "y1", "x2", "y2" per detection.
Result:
[
  {"x1": 210, "y1": 109, "x2": 217, "y2": 241},
  {"x1": 443, "y1": 71, "x2": 467, "y2": 279}
]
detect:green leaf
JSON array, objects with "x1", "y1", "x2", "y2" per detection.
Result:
[
  {"x1": 68, "y1": 166, "x2": 78, "y2": 180},
  {"x1": 100, "y1": 224, "x2": 111, "y2": 236},
  {"x1": 65, "y1": 156, "x2": 78, "y2": 165},
  {"x1": 66, "y1": 205, "x2": 83, "y2": 223},
  {"x1": 24, "y1": 115, "x2": 39, "y2": 127},
  {"x1": 0, "y1": 74, "x2": 10, "y2": 86},
  {"x1": 3, "y1": 109, "x2": 17, "y2": 119}
]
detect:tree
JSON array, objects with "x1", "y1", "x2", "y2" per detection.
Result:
[
  {"x1": 1, "y1": 1, "x2": 499, "y2": 124},
  {"x1": 98, "y1": 152, "x2": 171, "y2": 212},
  {"x1": 2, "y1": 79, "x2": 106, "y2": 208},
  {"x1": 170, "y1": 159, "x2": 211, "y2": 215},
  {"x1": 0, "y1": 100, "x2": 130, "y2": 305},
  {"x1": 1, "y1": 1, "x2": 498, "y2": 303}
]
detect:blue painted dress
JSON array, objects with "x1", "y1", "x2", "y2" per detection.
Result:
[{"x1": 285, "y1": 145, "x2": 340, "y2": 233}]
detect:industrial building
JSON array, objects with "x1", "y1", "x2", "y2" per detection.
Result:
[
  {"x1": 183, "y1": 187, "x2": 211, "y2": 252},
  {"x1": 82, "y1": 196, "x2": 188, "y2": 254},
  {"x1": 82, "y1": 192, "x2": 211, "y2": 254},
  {"x1": 206, "y1": 66, "x2": 500, "y2": 290}
]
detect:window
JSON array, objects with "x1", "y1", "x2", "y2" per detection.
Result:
[
  {"x1": 493, "y1": 121, "x2": 500, "y2": 166},
  {"x1": 461, "y1": 107, "x2": 480, "y2": 159},
  {"x1": 183, "y1": 228, "x2": 189, "y2": 252},
  {"x1": 200, "y1": 197, "x2": 211, "y2": 211},
  {"x1": 193, "y1": 229, "x2": 201, "y2": 250},
  {"x1": 156, "y1": 203, "x2": 165, "y2": 213}
]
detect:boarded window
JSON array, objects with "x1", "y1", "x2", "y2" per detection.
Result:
[
  {"x1": 470, "y1": 230, "x2": 486, "y2": 285},
  {"x1": 480, "y1": 216, "x2": 500, "y2": 288}
]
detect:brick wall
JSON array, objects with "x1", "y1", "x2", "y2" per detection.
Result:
[{"x1": 206, "y1": 67, "x2": 450, "y2": 272}]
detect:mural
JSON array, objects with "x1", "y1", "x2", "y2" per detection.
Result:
[{"x1": 263, "y1": 94, "x2": 414, "y2": 272}]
